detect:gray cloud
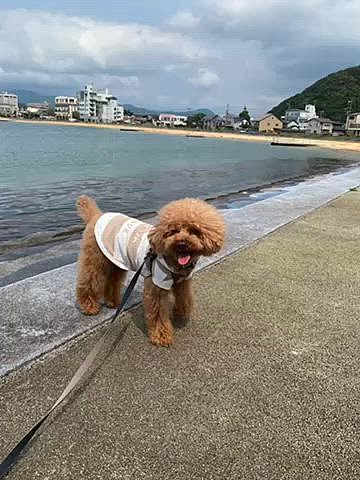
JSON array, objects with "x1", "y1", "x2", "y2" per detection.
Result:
[
  {"x1": 1, "y1": 3, "x2": 359, "y2": 116},
  {"x1": 189, "y1": 68, "x2": 220, "y2": 88}
]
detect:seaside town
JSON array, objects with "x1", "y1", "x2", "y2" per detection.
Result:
[{"x1": 1, "y1": 85, "x2": 360, "y2": 137}]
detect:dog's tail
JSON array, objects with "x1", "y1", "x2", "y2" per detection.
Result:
[{"x1": 76, "y1": 195, "x2": 101, "y2": 224}]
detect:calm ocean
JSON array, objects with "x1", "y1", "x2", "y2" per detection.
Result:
[{"x1": 0, "y1": 122, "x2": 358, "y2": 252}]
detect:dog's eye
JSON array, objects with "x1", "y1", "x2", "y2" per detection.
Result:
[
  {"x1": 165, "y1": 228, "x2": 180, "y2": 238},
  {"x1": 189, "y1": 227, "x2": 201, "y2": 237}
]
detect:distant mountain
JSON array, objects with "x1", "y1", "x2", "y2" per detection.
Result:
[
  {"x1": 8, "y1": 89, "x2": 55, "y2": 106},
  {"x1": 3, "y1": 88, "x2": 214, "y2": 115},
  {"x1": 270, "y1": 65, "x2": 360, "y2": 122},
  {"x1": 123, "y1": 104, "x2": 214, "y2": 116}
]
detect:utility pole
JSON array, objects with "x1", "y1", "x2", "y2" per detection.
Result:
[
  {"x1": 345, "y1": 99, "x2": 353, "y2": 130},
  {"x1": 346, "y1": 99, "x2": 352, "y2": 117},
  {"x1": 225, "y1": 103, "x2": 230, "y2": 125}
]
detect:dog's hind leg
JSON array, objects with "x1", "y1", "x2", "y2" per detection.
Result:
[
  {"x1": 76, "y1": 222, "x2": 109, "y2": 315},
  {"x1": 104, "y1": 265, "x2": 127, "y2": 308}
]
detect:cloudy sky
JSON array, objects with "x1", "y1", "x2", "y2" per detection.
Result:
[{"x1": 1, "y1": 0, "x2": 359, "y2": 116}]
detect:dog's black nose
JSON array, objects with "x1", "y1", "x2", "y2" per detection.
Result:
[{"x1": 177, "y1": 241, "x2": 188, "y2": 252}]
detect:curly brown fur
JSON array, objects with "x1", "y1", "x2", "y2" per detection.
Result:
[
  {"x1": 172, "y1": 278, "x2": 193, "y2": 328},
  {"x1": 76, "y1": 195, "x2": 127, "y2": 315},
  {"x1": 76, "y1": 195, "x2": 225, "y2": 346}
]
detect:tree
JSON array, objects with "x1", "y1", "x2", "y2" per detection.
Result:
[
  {"x1": 187, "y1": 112, "x2": 206, "y2": 128},
  {"x1": 72, "y1": 110, "x2": 80, "y2": 120},
  {"x1": 239, "y1": 106, "x2": 251, "y2": 123},
  {"x1": 270, "y1": 65, "x2": 360, "y2": 122}
]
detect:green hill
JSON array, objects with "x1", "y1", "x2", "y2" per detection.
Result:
[
  {"x1": 10, "y1": 89, "x2": 55, "y2": 107},
  {"x1": 270, "y1": 65, "x2": 360, "y2": 122}
]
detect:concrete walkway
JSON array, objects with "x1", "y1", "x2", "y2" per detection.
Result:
[
  {"x1": 1, "y1": 191, "x2": 359, "y2": 479},
  {"x1": 1, "y1": 166, "x2": 359, "y2": 377}
]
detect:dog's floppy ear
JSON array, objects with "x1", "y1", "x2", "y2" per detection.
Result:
[
  {"x1": 201, "y1": 230, "x2": 225, "y2": 255},
  {"x1": 198, "y1": 221, "x2": 226, "y2": 256},
  {"x1": 148, "y1": 224, "x2": 167, "y2": 253}
]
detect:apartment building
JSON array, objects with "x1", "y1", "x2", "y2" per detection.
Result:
[
  {"x1": 55, "y1": 96, "x2": 78, "y2": 120},
  {"x1": 0, "y1": 91, "x2": 19, "y2": 117},
  {"x1": 77, "y1": 84, "x2": 124, "y2": 123}
]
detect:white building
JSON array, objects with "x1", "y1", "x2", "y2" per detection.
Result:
[
  {"x1": 284, "y1": 104, "x2": 317, "y2": 130},
  {"x1": 55, "y1": 96, "x2": 78, "y2": 120},
  {"x1": 346, "y1": 112, "x2": 360, "y2": 136},
  {"x1": 26, "y1": 102, "x2": 49, "y2": 117},
  {"x1": 97, "y1": 95, "x2": 124, "y2": 123},
  {"x1": 233, "y1": 117, "x2": 250, "y2": 130},
  {"x1": 286, "y1": 120, "x2": 300, "y2": 131},
  {"x1": 158, "y1": 113, "x2": 187, "y2": 127},
  {"x1": 77, "y1": 84, "x2": 124, "y2": 123},
  {"x1": 0, "y1": 91, "x2": 19, "y2": 117}
]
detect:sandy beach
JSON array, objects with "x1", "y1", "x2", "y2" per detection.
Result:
[{"x1": 10, "y1": 118, "x2": 360, "y2": 153}]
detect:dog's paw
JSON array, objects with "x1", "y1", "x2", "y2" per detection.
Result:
[
  {"x1": 173, "y1": 313, "x2": 190, "y2": 328},
  {"x1": 105, "y1": 300, "x2": 119, "y2": 309},
  {"x1": 79, "y1": 298, "x2": 101, "y2": 315},
  {"x1": 150, "y1": 328, "x2": 174, "y2": 347}
]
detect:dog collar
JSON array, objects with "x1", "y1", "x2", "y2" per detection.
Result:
[{"x1": 145, "y1": 252, "x2": 195, "y2": 290}]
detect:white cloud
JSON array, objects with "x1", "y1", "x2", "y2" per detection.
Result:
[
  {"x1": 167, "y1": 11, "x2": 200, "y2": 30},
  {"x1": 0, "y1": 68, "x2": 140, "y2": 90},
  {"x1": 189, "y1": 68, "x2": 220, "y2": 88},
  {"x1": 164, "y1": 64, "x2": 189, "y2": 73},
  {"x1": 205, "y1": 0, "x2": 360, "y2": 45},
  {"x1": 0, "y1": 9, "x2": 208, "y2": 86}
]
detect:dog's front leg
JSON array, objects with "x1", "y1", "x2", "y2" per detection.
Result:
[
  {"x1": 172, "y1": 278, "x2": 193, "y2": 327},
  {"x1": 143, "y1": 277, "x2": 173, "y2": 346}
]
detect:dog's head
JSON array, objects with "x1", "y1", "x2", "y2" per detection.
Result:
[{"x1": 148, "y1": 198, "x2": 225, "y2": 271}]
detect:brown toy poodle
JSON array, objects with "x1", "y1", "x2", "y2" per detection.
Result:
[{"x1": 76, "y1": 195, "x2": 225, "y2": 346}]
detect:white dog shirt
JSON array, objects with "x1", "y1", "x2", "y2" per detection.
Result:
[{"x1": 94, "y1": 212, "x2": 193, "y2": 290}]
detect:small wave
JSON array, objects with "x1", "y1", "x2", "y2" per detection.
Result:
[
  {"x1": 1, "y1": 160, "x2": 358, "y2": 257},
  {"x1": 0, "y1": 225, "x2": 84, "y2": 255},
  {"x1": 0, "y1": 210, "x2": 158, "y2": 256}
]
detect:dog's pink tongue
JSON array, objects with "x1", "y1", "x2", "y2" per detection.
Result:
[{"x1": 178, "y1": 254, "x2": 191, "y2": 266}]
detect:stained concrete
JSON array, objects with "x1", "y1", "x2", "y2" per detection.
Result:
[
  {"x1": 0, "y1": 242, "x2": 79, "y2": 288},
  {"x1": 0, "y1": 191, "x2": 359, "y2": 479},
  {"x1": 0, "y1": 167, "x2": 360, "y2": 377}
]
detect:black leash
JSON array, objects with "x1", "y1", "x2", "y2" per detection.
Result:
[{"x1": 0, "y1": 253, "x2": 153, "y2": 479}]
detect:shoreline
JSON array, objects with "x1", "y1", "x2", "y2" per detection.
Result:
[{"x1": 10, "y1": 118, "x2": 360, "y2": 153}]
